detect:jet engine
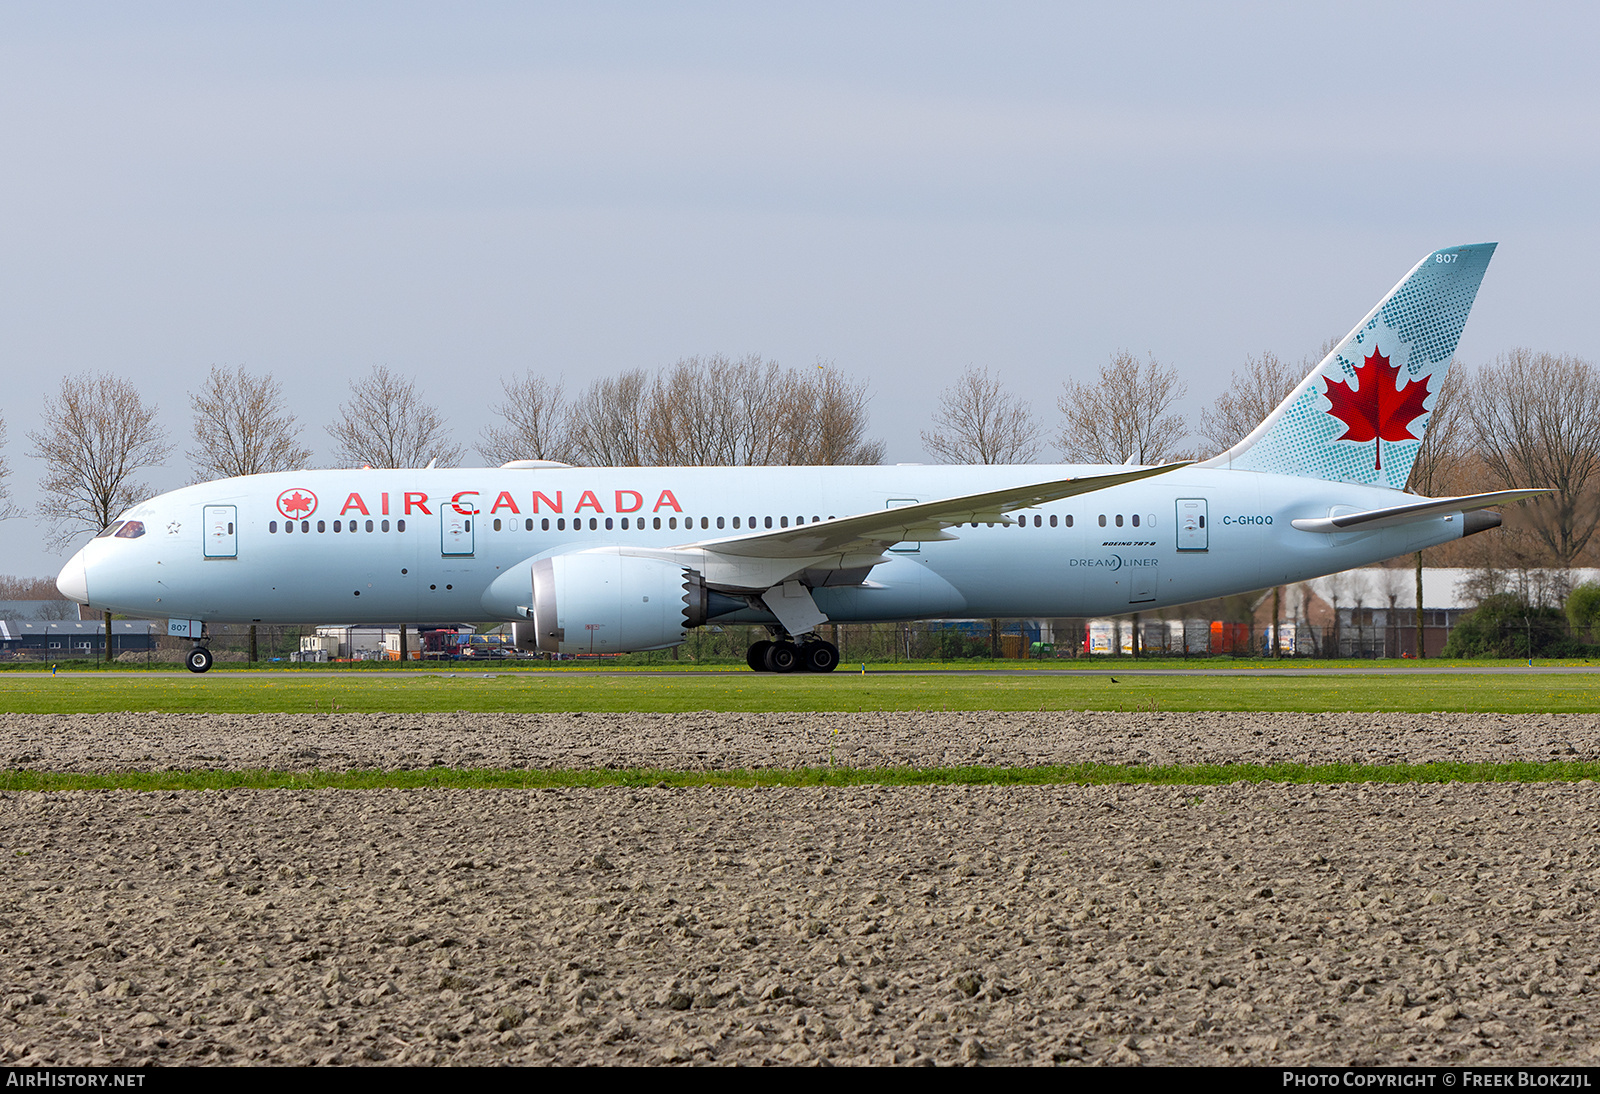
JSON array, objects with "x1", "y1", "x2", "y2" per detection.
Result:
[{"x1": 487, "y1": 548, "x2": 728, "y2": 655}]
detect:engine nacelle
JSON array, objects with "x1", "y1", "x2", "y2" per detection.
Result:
[{"x1": 484, "y1": 549, "x2": 710, "y2": 655}]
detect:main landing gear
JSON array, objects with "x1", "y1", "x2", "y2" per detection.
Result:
[
  {"x1": 746, "y1": 636, "x2": 840, "y2": 673},
  {"x1": 185, "y1": 646, "x2": 214, "y2": 674}
]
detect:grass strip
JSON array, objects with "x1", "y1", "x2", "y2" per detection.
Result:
[
  {"x1": 5, "y1": 672, "x2": 1600, "y2": 713},
  {"x1": 4, "y1": 761, "x2": 1600, "y2": 792},
  {"x1": 5, "y1": 657, "x2": 1597, "y2": 673}
]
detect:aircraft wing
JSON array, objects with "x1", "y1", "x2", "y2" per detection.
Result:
[
  {"x1": 1289, "y1": 489, "x2": 1550, "y2": 533},
  {"x1": 674, "y1": 464, "x2": 1188, "y2": 559}
]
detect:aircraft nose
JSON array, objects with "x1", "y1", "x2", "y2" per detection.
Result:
[{"x1": 57, "y1": 548, "x2": 89, "y2": 605}]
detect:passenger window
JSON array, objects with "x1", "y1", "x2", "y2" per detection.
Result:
[
  {"x1": 1131, "y1": 514, "x2": 1140, "y2": 528},
  {"x1": 333, "y1": 520, "x2": 342, "y2": 532},
  {"x1": 1049, "y1": 515, "x2": 1058, "y2": 527},
  {"x1": 780, "y1": 516, "x2": 789, "y2": 528},
  {"x1": 542, "y1": 519, "x2": 550, "y2": 531},
  {"x1": 317, "y1": 520, "x2": 326, "y2": 532},
  {"x1": 1066, "y1": 514, "x2": 1075, "y2": 527},
  {"x1": 653, "y1": 517, "x2": 661, "y2": 530},
  {"x1": 557, "y1": 518, "x2": 566, "y2": 531},
  {"x1": 270, "y1": 521, "x2": 278, "y2": 533},
  {"x1": 493, "y1": 518, "x2": 502, "y2": 531},
  {"x1": 365, "y1": 520, "x2": 374, "y2": 532},
  {"x1": 1115, "y1": 515, "x2": 1123, "y2": 527},
  {"x1": 605, "y1": 517, "x2": 613, "y2": 530},
  {"x1": 764, "y1": 516, "x2": 772, "y2": 529},
  {"x1": 717, "y1": 516, "x2": 725, "y2": 529}
]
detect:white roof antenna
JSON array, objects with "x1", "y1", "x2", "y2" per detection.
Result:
[{"x1": 424, "y1": 458, "x2": 437, "y2": 470}]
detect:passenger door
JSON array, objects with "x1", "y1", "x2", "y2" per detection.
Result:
[
  {"x1": 203, "y1": 505, "x2": 237, "y2": 559},
  {"x1": 1176, "y1": 499, "x2": 1208, "y2": 551}
]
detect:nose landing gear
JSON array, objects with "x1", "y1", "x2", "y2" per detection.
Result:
[{"x1": 185, "y1": 646, "x2": 214, "y2": 674}]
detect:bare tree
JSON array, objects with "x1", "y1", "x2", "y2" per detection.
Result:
[
  {"x1": 187, "y1": 366, "x2": 312, "y2": 481},
  {"x1": 326, "y1": 366, "x2": 464, "y2": 469},
  {"x1": 30, "y1": 375, "x2": 173, "y2": 662},
  {"x1": 566, "y1": 357, "x2": 883, "y2": 467},
  {"x1": 1402, "y1": 362, "x2": 1467, "y2": 657},
  {"x1": 1466, "y1": 349, "x2": 1600, "y2": 567},
  {"x1": 29, "y1": 374, "x2": 173, "y2": 549},
  {"x1": 921, "y1": 366, "x2": 1040, "y2": 464},
  {"x1": 0, "y1": 417, "x2": 20, "y2": 520},
  {"x1": 567, "y1": 369, "x2": 651, "y2": 466},
  {"x1": 642, "y1": 356, "x2": 748, "y2": 466},
  {"x1": 0, "y1": 574, "x2": 69, "y2": 600},
  {"x1": 1056, "y1": 351, "x2": 1188, "y2": 464},
  {"x1": 1406, "y1": 361, "x2": 1468, "y2": 499},
  {"x1": 720, "y1": 356, "x2": 792, "y2": 465},
  {"x1": 787, "y1": 364, "x2": 885, "y2": 466},
  {"x1": 479, "y1": 374, "x2": 571, "y2": 466},
  {"x1": 1198, "y1": 351, "x2": 1303, "y2": 456}
]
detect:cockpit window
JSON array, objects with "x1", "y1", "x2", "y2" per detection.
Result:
[
  {"x1": 113, "y1": 521, "x2": 146, "y2": 539},
  {"x1": 96, "y1": 522, "x2": 126, "y2": 538}
]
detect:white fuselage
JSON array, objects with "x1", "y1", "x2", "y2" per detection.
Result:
[{"x1": 63, "y1": 464, "x2": 1465, "y2": 627}]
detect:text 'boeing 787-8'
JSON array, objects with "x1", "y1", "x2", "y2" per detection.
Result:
[{"x1": 58, "y1": 242, "x2": 1546, "y2": 672}]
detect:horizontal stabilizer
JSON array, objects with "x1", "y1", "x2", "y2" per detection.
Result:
[{"x1": 1289, "y1": 489, "x2": 1549, "y2": 534}]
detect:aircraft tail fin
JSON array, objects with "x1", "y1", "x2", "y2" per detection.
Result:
[{"x1": 1202, "y1": 243, "x2": 1496, "y2": 489}]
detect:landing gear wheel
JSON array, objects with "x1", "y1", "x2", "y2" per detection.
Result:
[
  {"x1": 801, "y1": 640, "x2": 840, "y2": 673},
  {"x1": 763, "y1": 642, "x2": 800, "y2": 673},
  {"x1": 747, "y1": 640, "x2": 773, "y2": 672},
  {"x1": 186, "y1": 646, "x2": 214, "y2": 674}
]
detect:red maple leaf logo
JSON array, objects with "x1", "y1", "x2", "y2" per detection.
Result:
[
  {"x1": 1322, "y1": 346, "x2": 1431, "y2": 470},
  {"x1": 276, "y1": 489, "x2": 317, "y2": 519}
]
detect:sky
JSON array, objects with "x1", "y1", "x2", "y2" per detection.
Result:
[{"x1": 2, "y1": 2, "x2": 1598, "y2": 579}]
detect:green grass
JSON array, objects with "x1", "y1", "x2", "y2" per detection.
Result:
[
  {"x1": 5, "y1": 654, "x2": 1596, "y2": 673},
  {"x1": 1, "y1": 669, "x2": 1598, "y2": 713},
  {"x1": 4, "y1": 760, "x2": 1598, "y2": 793}
]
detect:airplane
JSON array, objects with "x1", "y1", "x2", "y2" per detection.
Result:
[{"x1": 57, "y1": 242, "x2": 1546, "y2": 673}]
